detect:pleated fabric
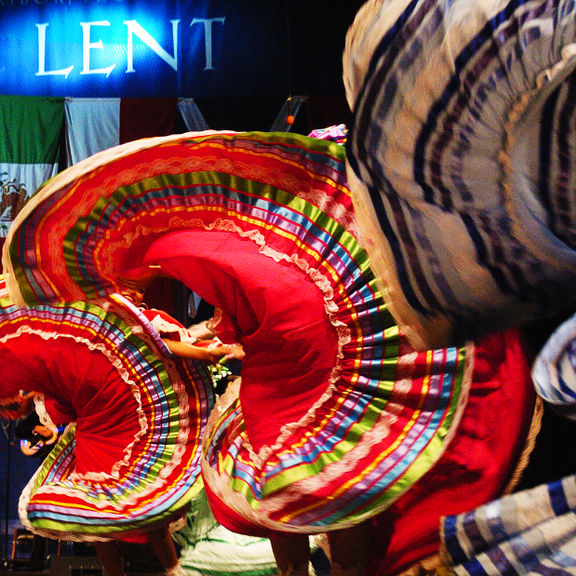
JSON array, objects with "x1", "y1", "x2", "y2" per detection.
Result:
[
  {"x1": 532, "y1": 312, "x2": 576, "y2": 421},
  {"x1": 344, "y1": 0, "x2": 576, "y2": 350},
  {"x1": 442, "y1": 474, "x2": 576, "y2": 576},
  {"x1": 174, "y1": 488, "x2": 282, "y2": 576},
  {"x1": 0, "y1": 295, "x2": 214, "y2": 541},
  {"x1": 440, "y1": 308, "x2": 576, "y2": 576},
  {"x1": 366, "y1": 328, "x2": 539, "y2": 576},
  {"x1": 2, "y1": 131, "x2": 474, "y2": 534}
]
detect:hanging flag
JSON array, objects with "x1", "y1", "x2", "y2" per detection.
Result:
[
  {"x1": 177, "y1": 99, "x2": 210, "y2": 133},
  {"x1": 65, "y1": 97, "x2": 209, "y2": 166},
  {"x1": 0, "y1": 95, "x2": 64, "y2": 236},
  {"x1": 64, "y1": 98, "x2": 120, "y2": 166}
]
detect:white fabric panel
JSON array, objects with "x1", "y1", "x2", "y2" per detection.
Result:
[{"x1": 65, "y1": 98, "x2": 120, "y2": 166}]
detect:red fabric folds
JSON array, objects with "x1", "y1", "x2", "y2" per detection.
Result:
[
  {"x1": 145, "y1": 229, "x2": 339, "y2": 452},
  {"x1": 366, "y1": 329, "x2": 537, "y2": 575}
]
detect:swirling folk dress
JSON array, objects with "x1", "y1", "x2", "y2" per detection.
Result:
[
  {"x1": 2, "y1": 131, "x2": 538, "y2": 573},
  {"x1": 0, "y1": 294, "x2": 213, "y2": 541}
]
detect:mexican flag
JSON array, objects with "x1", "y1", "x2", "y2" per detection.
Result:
[
  {"x1": 0, "y1": 96, "x2": 65, "y2": 236},
  {"x1": 64, "y1": 97, "x2": 209, "y2": 166}
]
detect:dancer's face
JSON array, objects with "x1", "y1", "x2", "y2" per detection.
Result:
[
  {"x1": 33, "y1": 425, "x2": 57, "y2": 441},
  {"x1": 0, "y1": 391, "x2": 33, "y2": 420},
  {"x1": 121, "y1": 287, "x2": 145, "y2": 306},
  {"x1": 118, "y1": 264, "x2": 165, "y2": 306}
]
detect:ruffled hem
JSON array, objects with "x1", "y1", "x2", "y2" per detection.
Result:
[
  {"x1": 3, "y1": 130, "x2": 473, "y2": 533},
  {"x1": 344, "y1": 0, "x2": 576, "y2": 349},
  {"x1": 0, "y1": 298, "x2": 213, "y2": 539}
]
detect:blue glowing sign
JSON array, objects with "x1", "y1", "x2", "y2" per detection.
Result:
[{"x1": 0, "y1": 0, "x2": 289, "y2": 97}]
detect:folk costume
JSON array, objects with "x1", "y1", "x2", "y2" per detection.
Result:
[
  {"x1": 3, "y1": 131, "x2": 538, "y2": 573},
  {"x1": 0, "y1": 294, "x2": 214, "y2": 541},
  {"x1": 343, "y1": 0, "x2": 576, "y2": 573},
  {"x1": 344, "y1": 0, "x2": 576, "y2": 350}
]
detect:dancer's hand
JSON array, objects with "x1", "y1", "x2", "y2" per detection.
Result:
[{"x1": 162, "y1": 339, "x2": 232, "y2": 363}]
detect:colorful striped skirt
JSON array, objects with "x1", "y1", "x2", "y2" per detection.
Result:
[
  {"x1": 3, "y1": 131, "x2": 536, "y2": 545},
  {"x1": 0, "y1": 296, "x2": 213, "y2": 541}
]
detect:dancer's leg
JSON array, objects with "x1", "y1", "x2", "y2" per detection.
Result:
[
  {"x1": 269, "y1": 532, "x2": 310, "y2": 576},
  {"x1": 147, "y1": 526, "x2": 182, "y2": 576},
  {"x1": 327, "y1": 522, "x2": 371, "y2": 576},
  {"x1": 94, "y1": 541, "x2": 126, "y2": 576}
]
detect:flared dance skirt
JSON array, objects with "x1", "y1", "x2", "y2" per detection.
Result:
[
  {"x1": 3, "y1": 131, "x2": 535, "y2": 538},
  {"x1": 344, "y1": 0, "x2": 576, "y2": 350},
  {"x1": 0, "y1": 295, "x2": 213, "y2": 540},
  {"x1": 440, "y1": 312, "x2": 576, "y2": 576}
]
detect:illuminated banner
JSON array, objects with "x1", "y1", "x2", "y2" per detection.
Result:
[{"x1": 0, "y1": 0, "x2": 308, "y2": 98}]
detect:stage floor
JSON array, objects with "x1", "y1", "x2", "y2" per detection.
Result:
[{"x1": 1, "y1": 545, "x2": 332, "y2": 576}]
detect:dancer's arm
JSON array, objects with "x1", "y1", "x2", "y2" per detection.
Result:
[{"x1": 162, "y1": 339, "x2": 231, "y2": 363}]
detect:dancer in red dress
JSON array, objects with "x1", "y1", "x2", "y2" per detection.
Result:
[
  {"x1": 0, "y1": 293, "x2": 216, "y2": 576},
  {"x1": 3, "y1": 131, "x2": 539, "y2": 575}
]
